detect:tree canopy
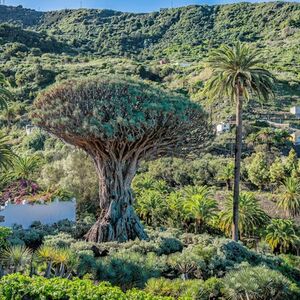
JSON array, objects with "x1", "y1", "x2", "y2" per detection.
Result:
[{"x1": 32, "y1": 76, "x2": 210, "y2": 162}]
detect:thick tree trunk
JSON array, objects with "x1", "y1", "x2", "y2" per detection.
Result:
[
  {"x1": 232, "y1": 87, "x2": 243, "y2": 242},
  {"x1": 85, "y1": 158, "x2": 148, "y2": 243}
]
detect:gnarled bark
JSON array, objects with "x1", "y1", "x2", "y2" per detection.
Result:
[{"x1": 85, "y1": 158, "x2": 148, "y2": 243}]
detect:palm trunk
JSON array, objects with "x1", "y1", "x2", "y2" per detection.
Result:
[
  {"x1": 44, "y1": 261, "x2": 53, "y2": 278},
  {"x1": 85, "y1": 158, "x2": 148, "y2": 243},
  {"x1": 232, "y1": 87, "x2": 243, "y2": 242},
  {"x1": 59, "y1": 263, "x2": 65, "y2": 277}
]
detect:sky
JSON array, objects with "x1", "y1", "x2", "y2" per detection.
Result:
[{"x1": 2, "y1": 0, "x2": 296, "y2": 12}]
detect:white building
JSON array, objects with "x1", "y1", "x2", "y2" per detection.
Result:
[
  {"x1": 290, "y1": 106, "x2": 300, "y2": 118},
  {"x1": 290, "y1": 131, "x2": 300, "y2": 145},
  {"x1": 216, "y1": 122, "x2": 230, "y2": 134}
]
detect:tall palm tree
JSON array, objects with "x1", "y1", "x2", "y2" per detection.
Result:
[
  {"x1": 204, "y1": 42, "x2": 275, "y2": 241},
  {"x1": 0, "y1": 72, "x2": 11, "y2": 110},
  {"x1": 277, "y1": 177, "x2": 300, "y2": 217}
]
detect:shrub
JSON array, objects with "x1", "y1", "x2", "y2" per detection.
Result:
[
  {"x1": 43, "y1": 232, "x2": 76, "y2": 248},
  {"x1": 96, "y1": 250, "x2": 168, "y2": 289},
  {"x1": 145, "y1": 277, "x2": 223, "y2": 299},
  {"x1": 0, "y1": 227, "x2": 12, "y2": 248},
  {"x1": 222, "y1": 265, "x2": 300, "y2": 300},
  {"x1": 0, "y1": 273, "x2": 172, "y2": 299}
]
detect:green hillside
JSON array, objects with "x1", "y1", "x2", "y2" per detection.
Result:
[{"x1": 0, "y1": 2, "x2": 299, "y2": 84}]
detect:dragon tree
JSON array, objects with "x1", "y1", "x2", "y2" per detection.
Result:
[{"x1": 32, "y1": 77, "x2": 210, "y2": 243}]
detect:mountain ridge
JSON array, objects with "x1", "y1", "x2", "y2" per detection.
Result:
[{"x1": 0, "y1": 2, "x2": 299, "y2": 60}]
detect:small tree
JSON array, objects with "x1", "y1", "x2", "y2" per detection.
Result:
[
  {"x1": 247, "y1": 152, "x2": 270, "y2": 190},
  {"x1": 217, "y1": 161, "x2": 234, "y2": 190},
  {"x1": 32, "y1": 77, "x2": 210, "y2": 242},
  {"x1": 285, "y1": 149, "x2": 298, "y2": 175},
  {"x1": 270, "y1": 157, "x2": 285, "y2": 187}
]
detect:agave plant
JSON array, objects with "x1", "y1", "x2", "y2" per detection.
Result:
[
  {"x1": 218, "y1": 192, "x2": 270, "y2": 238},
  {"x1": 265, "y1": 219, "x2": 299, "y2": 253},
  {"x1": 1, "y1": 245, "x2": 32, "y2": 273},
  {"x1": 277, "y1": 177, "x2": 300, "y2": 217},
  {"x1": 183, "y1": 186, "x2": 218, "y2": 233}
]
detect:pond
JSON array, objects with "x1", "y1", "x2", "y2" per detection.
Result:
[{"x1": 0, "y1": 199, "x2": 76, "y2": 228}]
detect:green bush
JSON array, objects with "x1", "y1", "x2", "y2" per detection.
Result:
[
  {"x1": 0, "y1": 273, "x2": 172, "y2": 299},
  {"x1": 96, "y1": 250, "x2": 167, "y2": 289},
  {"x1": 43, "y1": 232, "x2": 76, "y2": 248},
  {"x1": 223, "y1": 265, "x2": 300, "y2": 300},
  {"x1": 0, "y1": 226, "x2": 12, "y2": 248},
  {"x1": 145, "y1": 277, "x2": 223, "y2": 299}
]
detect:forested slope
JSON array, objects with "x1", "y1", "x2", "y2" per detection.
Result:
[{"x1": 0, "y1": 2, "x2": 299, "y2": 127}]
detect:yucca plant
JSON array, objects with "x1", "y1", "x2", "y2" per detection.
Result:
[
  {"x1": 53, "y1": 248, "x2": 70, "y2": 277},
  {"x1": 204, "y1": 42, "x2": 275, "y2": 241},
  {"x1": 37, "y1": 245, "x2": 78, "y2": 278},
  {"x1": 64, "y1": 251, "x2": 79, "y2": 279},
  {"x1": 277, "y1": 177, "x2": 300, "y2": 217},
  {"x1": 183, "y1": 186, "x2": 218, "y2": 233},
  {"x1": 54, "y1": 248, "x2": 78, "y2": 278},
  {"x1": 265, "y1": 219, "x2": 299, "y2": 253},
  {"x1": 1, "y1": 245, "x2": 32, "y2": 273},
  {"x1": 218, "y1": 192, "x2": 270, "y2": 238},
  {"x1": 36, "y1": 245, "x2": 57, "y2": 278}
]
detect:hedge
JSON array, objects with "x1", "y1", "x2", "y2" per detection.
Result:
[{"x1": 0, "y1": 274, "x2": 172, "y2": 300}]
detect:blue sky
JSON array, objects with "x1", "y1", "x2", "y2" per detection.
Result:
[{"x1": 4, "y1": 0, "x2": 298, "y2": 12}]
